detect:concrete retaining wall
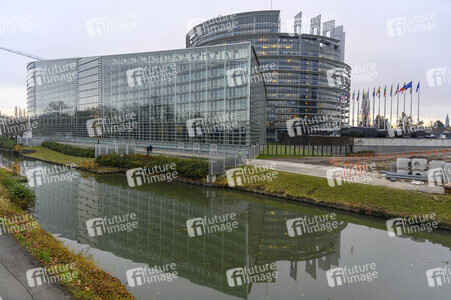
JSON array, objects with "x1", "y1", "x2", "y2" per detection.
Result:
[{"x1": 353, "y1": 138, "x2": 451, "y2": 153}]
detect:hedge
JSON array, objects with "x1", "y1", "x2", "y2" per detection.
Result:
[
  {"x1": 0, "y1": 137, "x2": 17, "y2": 150},
  {"x1": 96, "y1": 154, "x2": 208, "y2": 180},
  {"x1": 41, "y1": 141, "x2": 95, "y2": 158}
]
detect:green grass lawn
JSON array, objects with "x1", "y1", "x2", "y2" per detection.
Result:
[
  {"x1": 216, "y1": 167, "x2": 451, "y2": 227},
  {"x1": 24, "y1": 146, "x2": 95, "y2": 165}
]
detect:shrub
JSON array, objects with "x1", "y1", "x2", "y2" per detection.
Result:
[
  {"x1": 42, "y1": 141, "x2": 95, "y2": 158},
  {"x1": 0, "y1": 137, "x2": 17, "y2": 150},
  {"x1": 0, "y1": 172, "x2": 36, "y2": 209},
  {"x1": 95, "y1": 154, "x2": 208, "y2": 180}
]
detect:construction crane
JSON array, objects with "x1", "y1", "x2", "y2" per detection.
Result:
[{"x1": 0, "y1": 46, "x2": 47, "y2": 61}]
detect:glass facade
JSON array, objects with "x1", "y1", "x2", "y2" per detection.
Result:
[
  {"x1": 186, "y1": 10, "x2": 351, "y2": 140},
  {"x1": 27, "y1": 43, "x2": 266, "y2": 151}
]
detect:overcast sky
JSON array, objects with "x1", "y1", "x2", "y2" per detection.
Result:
[{"x1": 0, "y1": 0, "x2": 449, "y2": 124}]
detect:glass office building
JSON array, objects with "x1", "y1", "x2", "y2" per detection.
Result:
[
  {"x1": 186, "y1": 10, "x2": 351, "y2": 140},
  {"x1": 27, "y1": 43, "x2": 266, "y2": 152}
]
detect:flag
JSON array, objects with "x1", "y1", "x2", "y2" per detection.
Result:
[
  {"x1": 390, "y1": 84, "x2": 393, "y2": 96},
  {"x1": 416, "y1": 82, "x2": 420, "y2": 93},
  {"x1": 352, "y1": 90, "x2": 355, "y2": 100},
  {"x1": 405, "y1": 81, "x2": 413, "y2": 94},
  {"x1": 384, "y1": 86, "x2": 386, "y2": 97},
  {"x1": 395, "y1": 84, "x2": 399, "y2": 95},
  {"x1": 363, "y1": 89, "x2": 365, "y2": 100},
  {"x1": 376, "y1": 87, "x2": 381, "y2": 97},
  {"x1": 399, "y1": 83, "x2": 406, "y2": 94},
  {"x1": 372, "y1": 88, "x2": 375, "y2": 97},
  {"x1": 357, "y1": 90, "x2": 360, "y2": 101}
]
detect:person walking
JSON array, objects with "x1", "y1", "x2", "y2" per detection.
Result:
[{"x1": 237, "y1": 149, "x2": 242, "y2": 164}]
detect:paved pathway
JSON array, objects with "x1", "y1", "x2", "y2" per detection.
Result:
[
  {"x1": 248, "y1": 159, "x2": 445, "y2": 194},
  {"x1": 0, "y1": 233, "x2": 72, "y2": 300}
]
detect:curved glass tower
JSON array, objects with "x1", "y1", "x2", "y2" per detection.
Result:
[{"x1": 186, "y1": 10, "x2": 351, "y2": 140}]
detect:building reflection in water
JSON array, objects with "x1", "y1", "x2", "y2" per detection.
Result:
[{"x1": 32, "y1": 172, "x2": 347, "y2": 299}]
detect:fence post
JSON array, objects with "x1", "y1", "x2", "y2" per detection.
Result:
[{"x1": 321, "y1": 145, "x2": 324, "y2": 156}]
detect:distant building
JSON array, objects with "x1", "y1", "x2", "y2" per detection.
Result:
[
  {"x1": 446, "y1": 113, "x2": 449, "y2": 127},
  {"x1": 186, "y1": 10, "x2": 351, "y2": 140}
]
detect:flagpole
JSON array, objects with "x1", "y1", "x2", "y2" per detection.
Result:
[
  {"x1": 417, "y1": 84, "x2": 420, "y2": 129},
  {"x1": 396, "y1": 90, "x2": 399, "y2": 129},
  {"x1": 403, "y1": 87, "x2": 406, "y2": 130},
  {"x1": 390, "y1": 89, "x2": 393, "y2": 129},
  {"x1": 357, "y1": 91, "x2": 360, "y2": 127},
  {"x1": 347, "y1": 95, "x2": 350, "y2": 127},
  {"x1": 384, "y1": 88, "x2": 387, "y2": 130},
  {"x1": 367, "y1": 88, "x2": 370, "y2": 127},
  {"x1": 378, "y1": 94, "x2": 381, "y2": 129},
  {"x1": 352, "y1": 92, "x2": 355, "y2": 126},
  {"x1": 372, "y1": 91, "x2": 375, "y2": 127},
  {"x1": 410, "y1": 86, "x2": 413, "y2": 132}
]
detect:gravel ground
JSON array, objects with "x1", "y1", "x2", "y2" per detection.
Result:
[{"x1": 262, "y1": 153, "x2": 451, "y2": 171}]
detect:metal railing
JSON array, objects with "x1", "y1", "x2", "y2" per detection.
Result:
[
  {"x1": 95, "y1": 143, "x2": 136, "y2": 157},
  {"x1": 261, "y1": 144, "x2": 353, "y2": 157}
]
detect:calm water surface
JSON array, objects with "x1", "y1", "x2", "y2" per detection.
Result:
[{"x1": 2, "y1": 153, "x2": 450, "y2": 300}]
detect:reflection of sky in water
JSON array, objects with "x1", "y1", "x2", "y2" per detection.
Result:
[{"x1": 3, "y1": 153, "x2": 450, "y2": 299}]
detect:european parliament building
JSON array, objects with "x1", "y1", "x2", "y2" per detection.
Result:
[
  {"x1": 186, "y1": 10, "x2": 351, "y2": 139},
  {"x1": 26, "y1": 10, "x2": 351, "y2": 150},
  {"x1": 26, "y1": 43, "x2": 266, "y2": 152}
]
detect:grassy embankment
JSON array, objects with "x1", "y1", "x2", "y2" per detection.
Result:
[
  {"x1": 216, "y1": 166, "x2": 451, "y2": 228},
  {"x1": 25, "y1": 146, "x2": 94, "y2": 165},
  {"x1": 20, "y1": 142, "x2": 119, "y2": 173},
  {"x1": 0, "y1": 170, "x2": 135, "y2": 299}
]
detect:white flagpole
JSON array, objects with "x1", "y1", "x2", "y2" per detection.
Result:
[
  {"x1": 417, "y1": 83, "x2": 421, "y2": 129},
  {"x1": 403, "y1": 84, "x2": 406, "y2": 130},
  {"x1": 347, "y1": 94, "x2": 350, "y2": 127},
  {"x1": 357, "y1": 91, "x2": 360, "y2": 126},
  {"x1": 378, "y1": 93, "x2": 381, "y2": 129},
  {"x1": 352, "y1": 92, "x2": 355, "y2": 126},
  {"x1": 410, "y1": 84, "x2": 413, "y2": 131},
  {"x1": 367, "y1": 89, "x2": 370, "y2": 127},
  {"x1": 384, "y1": 87, "x2": 387, "y2": 130},
  {"x1": 396, "y1": 88, "x2": 399, "y2": 129},
  {"x1": 372, "y1": 91, "x2": 375, "y2": 127},
  {"x1": 390, "y1": 86, "x2": 393, "y2": 129}
]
